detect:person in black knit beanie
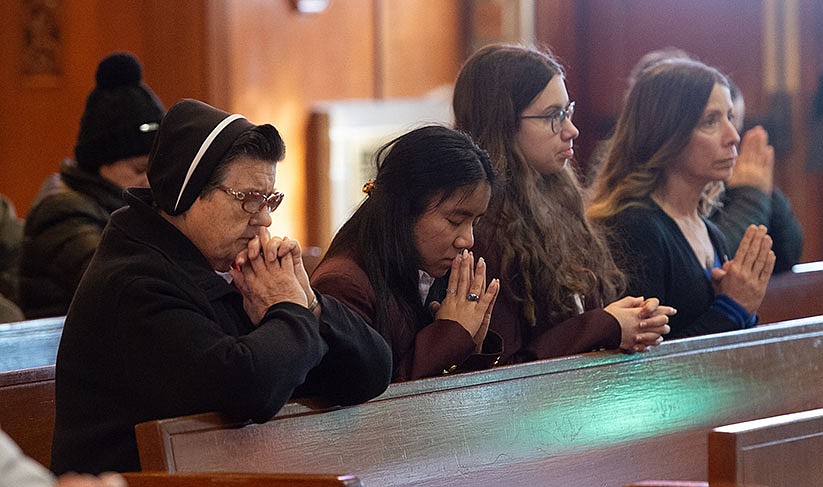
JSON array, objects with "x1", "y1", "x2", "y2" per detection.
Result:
[{"x1": 19, "y1": 52, "x2": 165, "y2": 319}]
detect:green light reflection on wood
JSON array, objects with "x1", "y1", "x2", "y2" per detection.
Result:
[{"x1": 513, "y1": 361, "x2": 764, "y2": 454}]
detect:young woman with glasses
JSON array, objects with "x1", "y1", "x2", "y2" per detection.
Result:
[{"x1": 453, "y1": 44, "x2": 674, "y2": 364}]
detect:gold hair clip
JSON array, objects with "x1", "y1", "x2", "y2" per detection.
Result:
[{"x1": 362, "y1": 179, "x2": 376, "y2": 195}]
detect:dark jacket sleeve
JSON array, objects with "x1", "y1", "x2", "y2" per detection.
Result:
[
  {"x1": 115, "y1": 275, "x2": 329, "y2": 424},
  {"x1": 710, "y1": 186, "x2": 803, "y2": 273},
  {"x1": 710, "y1": 185, "x2": 771, "y2": 259},
  {"x1": 768, "y1": 188, "x2": 803, "y2": 273},
  {"x1": 522, "y1": 309, "x2": 620, "y2": 359},
  {"x1": 294, "y1": 291, "x2": 392, "y2": 405},
  {"x1": 476, "y1": 241, "x2": 620, "y2": 362},
  {"x1": 311, "y1": 256, "x2": 500, "y2": 381},
  {"x1": 472, "y1": 227, "x2": 620, "y2": 363},
  {"x1": 406, "y1": 318, "x2": 485, "y2": 379},
  {"x1": 24, "y1": 192, "x2": 108, "y2": 292}
]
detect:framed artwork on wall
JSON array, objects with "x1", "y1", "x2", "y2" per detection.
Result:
[{"x1": 22, "y1": 0, "x2": 62, "y2": 88}]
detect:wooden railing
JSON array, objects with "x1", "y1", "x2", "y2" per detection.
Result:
[
  {"x1": 135, "y1": 317, "x2": 823, "y2": 487},
  {"x1": 0, "y1": 365, "x2": 55, "y2": 466},
  {"x1": 0, "y1": 316, "x2": 63, "y2": 466},
  {"x1": 708, "y1": 407, "x2": 823, "y2": 486},
  {"x1": 1, "y1": 262, "x2": 821, "y2": 480},
  {"x1": 626, "y1": 407, "x2": 823, "y2": 486},
  {"x1": 757, "y1": 261, "x2": 823, "y2": 324},
  {"x1": 0, "y1": 316, "x2": 64, "y2": 372},
  {"x1": 121, "y1": 472, "x2": 364, "y2": 487}
]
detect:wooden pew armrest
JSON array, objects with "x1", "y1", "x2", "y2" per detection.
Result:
[
  {"x1": 122, "y1": 472, "x2": 363, "y2": 487},
  {"x1": 625, "y1": 482, "x2": 709, "y2": 487}
]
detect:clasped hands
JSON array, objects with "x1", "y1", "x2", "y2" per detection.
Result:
[
  {"x1": 711, "y1": 224, "x2": 775, "y2": 314},
  {"x1": 430, "y1": 249, "x2": 500, "y2": 353},
  {"x1": 230, "y1": 227, "x2": 318, "y2": 325},
  {"x1": 605, "y1": 296, "x2": 676, "y2": 353}
]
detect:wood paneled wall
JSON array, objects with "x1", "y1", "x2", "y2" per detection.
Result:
[
  {"x1": 1, "y1": 0, "x2": 819, "y2": 259},
  {"x1": 205, "y1": 0, "x2": 463, "y2": 242},
  {"x1": 0, "y1": 0, "x2": 462, "y2": 247},
  {"x1": 0, "y1": 1, "x2": 208, "y2": 216},
  {"x1": 538, "y1": 0, "x2": 823, "y2": 262}
]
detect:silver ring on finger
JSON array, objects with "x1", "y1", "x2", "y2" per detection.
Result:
[
  {"x1": 445, "y1": 288, "x2": 457, "y2": 295},
  {"x1": 466, "y1": 292, "x2": 480, "y2": 302}
]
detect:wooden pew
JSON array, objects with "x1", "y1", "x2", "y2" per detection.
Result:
[
  {"x1": 122, "y1": 472, "x2": 364, "y2": 487},
  {"x1": 708, "y1": 408, "x2": 823, "y2": 486},
  {"x1": 0, "y1": 365, "x2": 55, "y2": 467},
  {"x1": 625, "y1": 482, "x2": 710, "y2": 487},
  {"x1": 758, "y1": 261, "x2": 823, "y2": 324},
  {"x1": 627, "y1": 408, "x2": 823, "y2": 486},
  {"x1": 0, "y1": 316, "x2": 63, "y2": 466},
  {"x1": 135, "y1": 317, "x2": 823, "y2": 487},
  {"x1": 0, "y1": 315, "x2": 64, "y2": 372}
]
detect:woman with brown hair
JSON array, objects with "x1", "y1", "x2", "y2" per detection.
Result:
[
  {"x1": 453, "y1": 44, "x2": 673, "y2": 364},
  {"x1": 588, "y1": 58, "x2": 775, "y2": 338}
]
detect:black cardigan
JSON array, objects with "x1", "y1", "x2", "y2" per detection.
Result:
[{"x1": 603, "y1": 202, "x2": 746, "y2": 339}]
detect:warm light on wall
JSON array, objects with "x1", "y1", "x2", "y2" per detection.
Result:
[
  {"x1": 233, "y1": 88, "x2": 307, "y2": 243},
  {"x1": 291, "y1": 0, "x2": 329, "y2": 14}
]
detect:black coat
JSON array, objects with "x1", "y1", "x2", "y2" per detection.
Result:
[
  {"x1": 709, "y1": 186, "x2": 803, "y2": 274},
  {"x1": 19, "y1": 160, "x2": 125, "y2": 318},
  {"x1": 50, "y1": 188, "x2": 392, "y2": 474}
]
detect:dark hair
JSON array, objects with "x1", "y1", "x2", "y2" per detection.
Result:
[
  {"x1": 203, "y1": 125, "x2": 286, "y2": 194},
  {"x1": 454, "y1": 43, "x2": 624, "y2": 325},
  {"x1": 589, "y1": 59, "x2": 730, "y2": 220},
  {"x1": 323, "y1": 125, "x2": 494, "y2": 361},
  {"x1": 453, "y1": 43, "x2": 564, "y2": 165}
]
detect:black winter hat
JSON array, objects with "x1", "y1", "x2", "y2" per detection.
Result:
[
  {"x1": 74, "y1": 52, "x2": 165, "y2": 173},
  {"x1": 148, "y1": 98, "x2": 263, "y2": 215}
]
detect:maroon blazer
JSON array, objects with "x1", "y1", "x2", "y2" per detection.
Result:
[
  {"x1": 312, "y1": 253, "x2": 502, "y2": 381},
  {"x1": 471, "y1": 202, "x2": 621, "y2": 364}
]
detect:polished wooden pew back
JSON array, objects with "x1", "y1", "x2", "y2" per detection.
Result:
[
  {"x1": 136, "y1": 317, "x2": 823, "y2": 487},
  {"x1": 0, "y1": 365, "x2": 55, "y2": 466},
  {"x1": 0, "y1": 316, "x2": 63, "y2": 466},
  {"x1": 122, "y1": 472, "x2": 364, "y2": 487},
  {"x1": 0, "y1": 316, "x2": 64, "y2": 372},
  {"x1": 758, "y1": 262, "x2": 823, "y2": 324},
  {"x1": 708, "y1": 407, "x2": 823, "y2": 486}
]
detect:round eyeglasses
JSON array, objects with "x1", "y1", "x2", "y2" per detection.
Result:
[
  {"x1": 218, "y1": 186, "x2": 284, "y2": 214},
  {"x1": 520, "y1": 101, "x2": 575, "y2": 134}
]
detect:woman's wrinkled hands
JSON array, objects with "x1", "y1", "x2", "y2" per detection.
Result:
[
  {"x1": 257, "y1": 232, "x2": 320, "y2": 317},
  {"x1": 605, "y1": 296, "x2": 675, "y2": 353},
  {"x1": 711, "y1": 224, "x2": 775, "y2": 314},
  {"x1": 230, "y1": 227, "x2": 309, "y2": 324},
  {"x1": 434, "y1": 250, "x2": 500, "y2": 352}
]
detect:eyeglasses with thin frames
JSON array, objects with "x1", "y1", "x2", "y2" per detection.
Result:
[
  {"x1": 218, "y1": 186, "x2": 284, "y2": 214},
  {"x1": 520, "y1": 101, "x2": 576, "y2": 134}
]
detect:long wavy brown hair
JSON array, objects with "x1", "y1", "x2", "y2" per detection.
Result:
[
  {"x1": 587, "y1": 59, "x2": 729, "y2": 222},
  {"x1": 453, "y1": 43, "x2": 625, "y2": 326}
]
